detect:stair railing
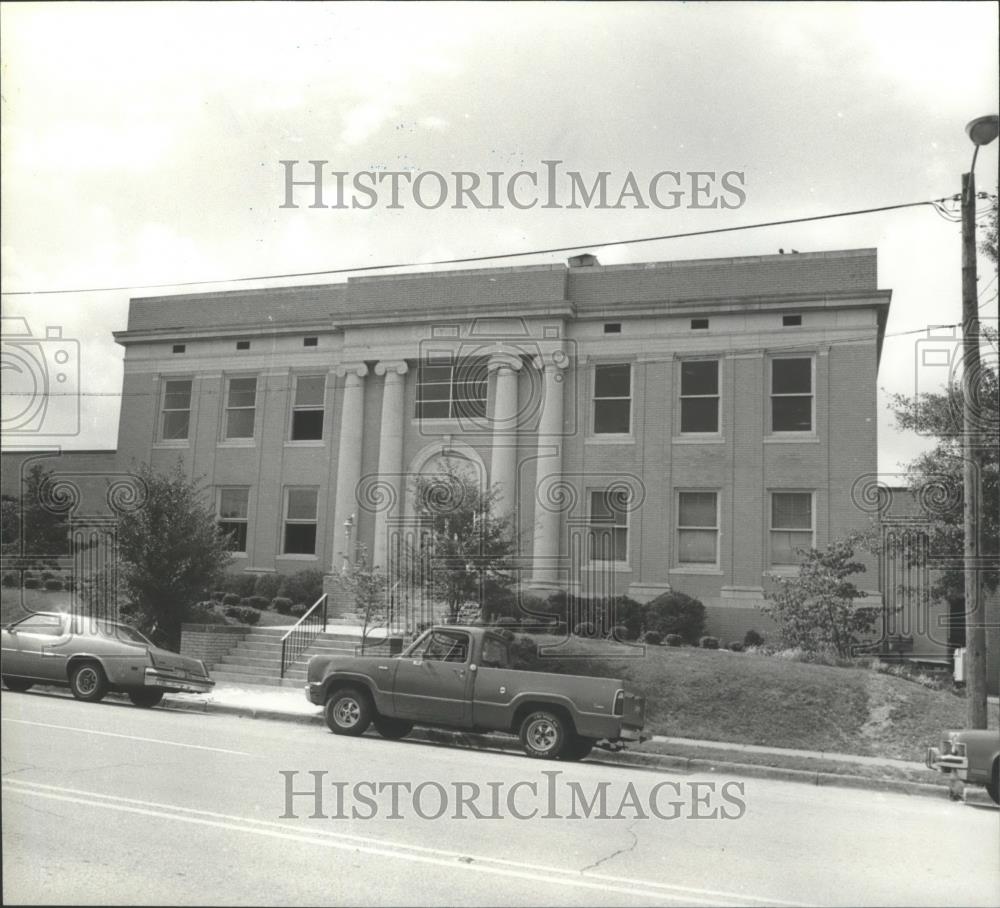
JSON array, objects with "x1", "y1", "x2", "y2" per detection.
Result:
[{"x1": 279, "y1": 593, "x2": 328, "y2": 678}]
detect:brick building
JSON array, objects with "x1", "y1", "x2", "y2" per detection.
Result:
[{"x1": 110, "y1": 249, "x2": 890, "y2": 637}]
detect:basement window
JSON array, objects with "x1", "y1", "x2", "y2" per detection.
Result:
[
  {"x1": 172, "y1": 344, "x2": 186, "y2": 354},
  {"x1": 303, "y1": 336, "x2": 318, "y2": 347},
  {"x1": 690, "y1": 318, "x2": 709, "y2": 330},
  {"x1": 603, "y1": 323, "x2": 622, "y2": 334},
  {"x1": 236, "y1": 340, "x2": 251, "y2": 350},
  {"x1": 782, "y1": 314, "x2": 802, "y2": 327}
]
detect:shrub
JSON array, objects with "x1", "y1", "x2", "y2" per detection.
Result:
[
  {"x1": 743, "y1": 629, "x2": 765, "y2": 648},
  {"x1": 253, "y1": 573, "x2": 282, "y2": 600},
  {"x1": 222, "y1": 592, "x2": 241, "y2": 606},
  {"x1": 700, "y1": 636, "x2": 720, "y2": 649},
  {"x1": 728, "y1": 641, "x2": 745, "y2": 652},
  {"x1": 228, "y1": 573, "x2": 258, "y2": 598},
  {"x1": 644, "y1": 591, "x2": 706, "y2": 644},
  {"x1": 608, "y1": 624, "x2": 628, "y2": 641},
  {"x1": 289, "y1": 604, "x2": 308, "y2": 619},
  {"x1": 278, "y1": 569, "x2": 325, "y2": 607},
  {"x1": 664, "y1": 633, "x2": 684, "y2": 647},
  {"x1": 185, "y1": 601, "x2": 227, "y2": 625},
  {"x1": 246, "y1": 595, "x2": 269, "y2": 611},
  {"x1": 573, "y1": 621, "x2": 597, "y2": 638},
  {"x1": 224, "y1": 606, "x2": 260, "y2": 625},
  {"x1": 44, "y1": 579, "x2": 64, "y2": 591},
  {"x1": 41, "y1": 571, "x2": 55, "y2": 582},
  {"x1": 643, "y1": 631, "x2": 663, "y2": 646},
  {"x1": 23, "y1": 578, "x2": 41, "y2": 590},
  {"x1": 210, "y1": 590, "x2": 225, "y2": 602},
  {"x1": 271, "y1": 597, "x2": 293, "y2": 615},
  {"x1": 2, "y1": 572, "x2": 19, "y2": 588}
]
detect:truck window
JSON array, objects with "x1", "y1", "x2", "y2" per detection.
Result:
[
  {"x1": 416, "y1": 631, "x2": 469, "y2": 663},
  {"x1": 481, "y1": 636, "x2": 509, "y2": 668}
]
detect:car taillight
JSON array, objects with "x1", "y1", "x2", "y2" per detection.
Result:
[{"x1": 613, "y1": 689, "x2": 625, "y2": 716}]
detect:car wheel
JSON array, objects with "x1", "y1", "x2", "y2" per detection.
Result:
[
  {"x1": 520, "y1": 709, "x2": 569, "y2": 759},
  {"x1": 373, "y1": 716, "x2": 413, "y2": 740},
  {"x1": 987, "y1": 762, "x2": 999, "y2": 806},
  {"x1": 2, "y1": 677, "x2": 34, "y2": 693},
  {"x1": 69, "y1": 662, "x2": 108, "y2": 702},
  {"x1": 128, "y1": 689, "x2": 164, "y2": 708},
  {"x1": 560, "y1": 735, "x2": 594, "y2": 761},
  {"x1": 325, "y1": 687, "x2": 372, "y2": 736}
]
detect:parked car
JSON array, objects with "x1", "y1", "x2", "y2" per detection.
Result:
[
  {"x1": 306, "y1": 625, "x2": 646, "y2": 760},
  {"x1": 926, "y1": 729, "x2": 999, "y2": 804},
  {"x1": 1, "y1": 611, "x2": 214, "y2": 707}
]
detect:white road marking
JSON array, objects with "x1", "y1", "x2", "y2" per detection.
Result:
[
  {"x1": 3, "y1": 779, "x2": 812, "y2": 907},
  {"x1": 1, "y1": 718, "x2": 251, "y2": 756}
]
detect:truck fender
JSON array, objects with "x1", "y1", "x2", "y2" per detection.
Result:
[
  {"x1": 321, "y1": 672, "x2": 392, "y2": 715},
  {"x1": 509, "y1": 696, "x2": 578, "y2": 735}
]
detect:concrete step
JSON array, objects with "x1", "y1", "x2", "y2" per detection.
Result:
[
  {"x1": 211, "y1": 662, "x2": 283, "y2": 678},
  {"x1": 208, "y1": 670, "x2": 307, "y2": 688}
]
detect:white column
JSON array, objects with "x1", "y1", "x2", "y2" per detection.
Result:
[
  {"x1": 372, "y1": 360, "x2": 408, "y2": 570},
  {"x1": 488, "y1": 352, "x2": 523, "y2": 520},
  {"x1": 332, "y1": 362, "x2": 367, "y2": 571},
  {"x1": 531, "y1": 352, "x2": 568, "y2": 587}
]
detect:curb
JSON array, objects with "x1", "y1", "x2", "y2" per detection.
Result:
[{"x1": 163, "y1": 694, "x2": 949, "y2": 800}]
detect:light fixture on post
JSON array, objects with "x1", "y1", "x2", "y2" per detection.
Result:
[
  {"x1": 342, "y1": 513, "x2": 355, "y2": 576},
  {"x1": 959, "y1": 113, "x2": 997, "y2": 729}
]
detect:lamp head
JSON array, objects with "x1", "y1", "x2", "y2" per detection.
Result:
[{"x1": 966, "y1": 115, "x2": 999, "y2": 147}]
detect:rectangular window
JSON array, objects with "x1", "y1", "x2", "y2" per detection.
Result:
[
  {"x1": 603, "y1": 322, "x2": 622, "y2": 334},
  {"x1": 172, "y1": 344, "x2": 186, "y2": 354},
  {"x1": 283, "y1": 488, "x2": 318, "y2": 555},
  {"x1": 217, "y1": 488, "x2": 249, "y2": 553},
  {"x1": 225, "y1": 377, "x2": 257, "y2": 439},
  {"x1": 415, "y1": 357, "x2": 488, "y2": 420},
  {"x1": 160, "y1": 379, "x2": 192, "y2": 441},
  {"x1": 770, "y1": 492, "x2": 814, "y2": 565},
  {"x1": 291, "y1": 374, "x2": 325, "y2": 441},
  {"x1": 680, "y1": 360, "x2": 719, "y2": 433},
  {"x1": 771, "y1": 357, "x2": 813, "y2": 432},
  {"x1": 236, "y1": 340, "x2": 251, "y2": 350},
  {"x1": 782, "y1": 314, "x2": 802, "y2": 327},
  {"x1": 303, "y1": 336, "x2": 318, "y2": 347},
  {"x1": 588, "y1": 488, "x2": 629, "y2": 563},
  {"x1": 677, "y1": 491, "x2": 719, "y2": 565},
  {"x1": 690, "y1": 318, "x2": 709, "y2": 330},
  {"x1": 593, "y1": 363, "x2": 631, "y2": 434}
]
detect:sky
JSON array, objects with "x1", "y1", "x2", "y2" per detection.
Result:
[{"x1": 1, "y1": 0, "x2": 998, "y2": 478}]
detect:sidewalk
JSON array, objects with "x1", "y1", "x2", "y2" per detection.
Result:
[{"x1": 162, "y1": 681, "x2": 957, "y2": 800}]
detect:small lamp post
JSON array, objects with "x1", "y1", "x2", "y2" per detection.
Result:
[
  {"x1": 959, "y1": 114, "x2": 998, "y2": 728},
  {"x1": 342, "y1": 513, "x2": 355, "y2": 576}
]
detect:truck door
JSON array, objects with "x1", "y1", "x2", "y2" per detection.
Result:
[{"x1": 391, "y1": 630, "x2": 473, "y2": 727}]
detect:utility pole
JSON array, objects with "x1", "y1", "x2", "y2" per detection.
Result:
[{"x1": 960, "y1": 168, "x2": 987, "y2": 729}]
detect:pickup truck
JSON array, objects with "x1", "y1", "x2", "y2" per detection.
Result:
[{"x1": 305, "y1": 625, "x2": 646, "y2": 760}]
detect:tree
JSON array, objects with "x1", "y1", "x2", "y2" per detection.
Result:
[
  {"x1": 112, "y1": 462, "x2": 232, "y2": 649},
  {"x1": 407, "y1": 458, "x2": 518, "y2": 624},
  {"x1": 888, "y1": 369, "x2": 999, "y2": 601},
  {"x1": 2, "y1": 464, "x2": 70, "y2": 567},
  {"x1": 760, "y1": 534, "x2": 880, "y2": 658},
  {"x1": 336, "y1": 545, "x2": 393, "y2": 651}
]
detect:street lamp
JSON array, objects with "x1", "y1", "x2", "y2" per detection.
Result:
[
  {"x1": 342, "y1": 513, "x2": 355, "y2": 576},
  {"x1": 960, "y1": 113, "x2": 997, "y2": 729}
]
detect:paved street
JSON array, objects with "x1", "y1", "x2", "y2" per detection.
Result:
[{"x1": 2, "y1": 688, "x2": 997, "y2": 907}]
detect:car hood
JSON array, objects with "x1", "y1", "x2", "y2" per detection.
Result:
[{"x1": 307, "y1": 652, "x2": 388, "y2": 682}]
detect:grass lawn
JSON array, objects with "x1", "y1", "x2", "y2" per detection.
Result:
[{"x1": 526, "y1": 635, "x2": 998, "y2": 763}]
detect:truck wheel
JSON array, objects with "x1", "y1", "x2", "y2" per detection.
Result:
[
  {"x1": 987, "y1": 762, "x2": 999, "y2": 806},
  {"x1": 520, "y1": 709, "x2": 569, "y2": 759},
  {"x1": 560, "y1": 735, "x2": 594, "y2": 761},
  {"x1": 69, "y1": 662, "x2": 108, "y2": 702},
  {"x1": 2, "y1": 677, "x2": 34, "y2": 693},
  {"x1": 128, "y1": 689, "x2": 164, "y2": 708},
  {"x1": 325, "y1": 687, "x2": 372, "y2": 736},
  {"x1": 373, "y1": 716, "x2": 413, "y2": 740}
]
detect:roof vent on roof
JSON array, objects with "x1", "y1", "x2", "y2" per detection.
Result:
[{"x1": 568, "y1": 253, "x2": 600, "y2": 268}]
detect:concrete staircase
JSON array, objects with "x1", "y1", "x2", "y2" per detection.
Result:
[{"x1": 209, "y1": 624, "x2": 372, "y2": 688}]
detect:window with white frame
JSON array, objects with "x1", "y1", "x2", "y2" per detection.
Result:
[
  {"x1": 224, "y1": 377, "x2": 257, "y2": 440},
  {"x1": 160, "y1": 379, "x2": 192, "y2": 441},
  {"x1": 680, "y1": 360, "x2": 719, "y2": 433},
  {"x1": 415, "y1": 357, "x2": 488, "y2": 420},
  {"x1": 217, "y1": 488, "x2": 249, "y2": 553},
  {"x1": 676, "y1": 491, "x2": 719, "y2": 566},
  {"x1": 593, "y1": 364, "x2": 632, "y2": 434},
  {"x1": 588, "y1": 488, "x2": 630, "y2": 563},
  {"x1": 770, "y1": 357, "x2": 813, "y2": 432},
  {"x1": 290, "y1": 374, "x2": 325, "y2": 441},
  {"x1": 283, "y1": 488, "x2": 318, "y2": 556},
  {"x1": 770, "y1": 492, "x2": 814, "y2": 565}
]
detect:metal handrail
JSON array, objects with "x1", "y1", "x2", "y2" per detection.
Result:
[{"x1": 279, "y1": 593, "x2": 328, "y2": 678}]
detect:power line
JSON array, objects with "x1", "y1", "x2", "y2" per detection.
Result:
[{"x1": 1, "y1": 196, "x2": 952, "y2": 298}]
